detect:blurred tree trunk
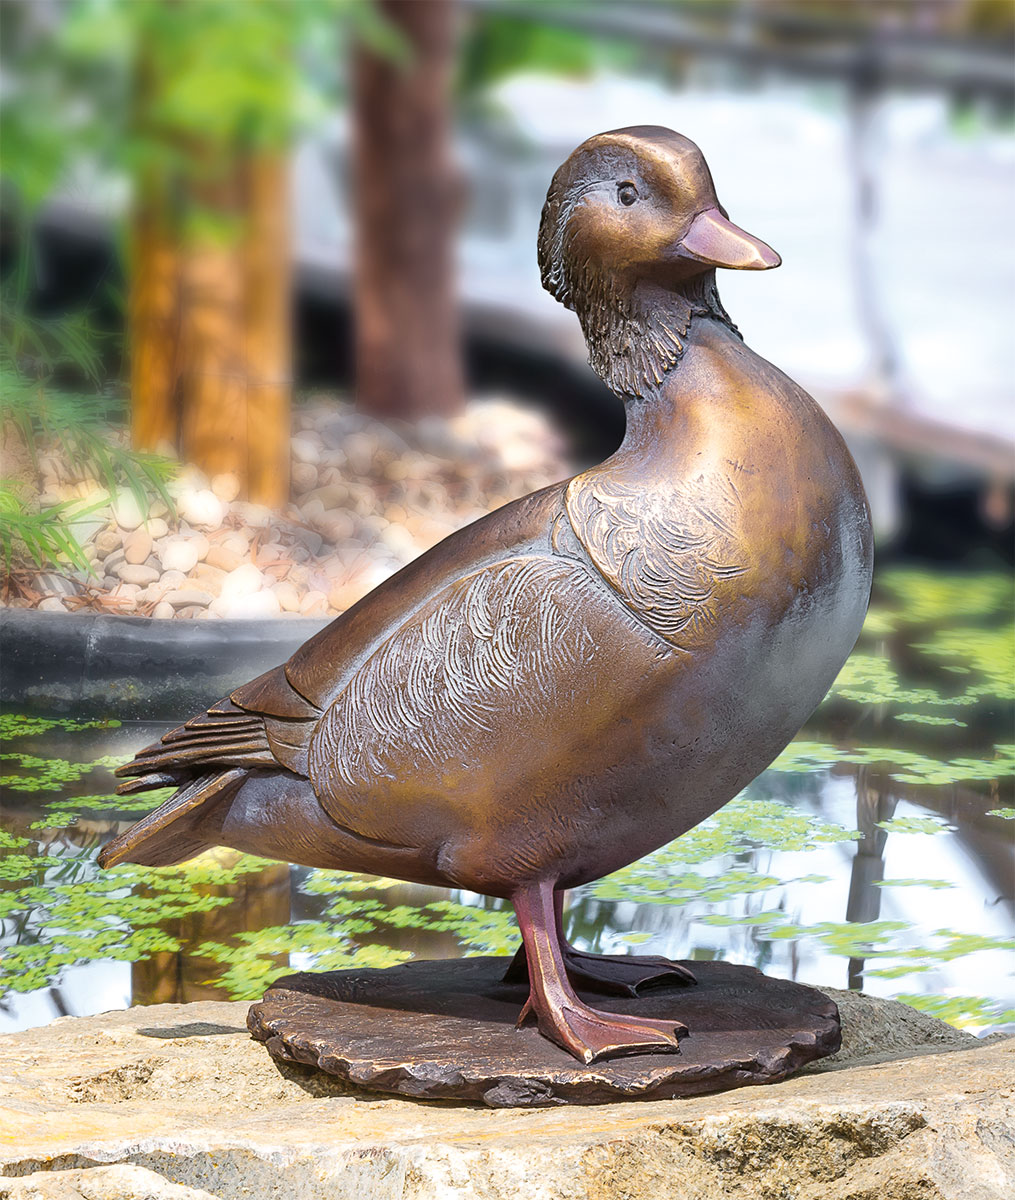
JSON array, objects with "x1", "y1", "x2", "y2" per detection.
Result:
[
  {"x1": 353, "y1": 0, "x2": 464, "y2": 419},
  {"x1": 127, "y1": 10, "x2": 293, "y2": 504},
  {"x1": 244, "y1": 153, "x2": 292, "y2": 508},
  {"x1": 128, "y1": 42, "x2": 180, "y2": 455},
  {"x1": 178, "y1": 157, "x2": 249, "y2": 484},
  {"x1": 129, "y1": 184, "x2": 180, "y2": 453},
  {"x1": 129, "y1": 150, "x2": 293, "y2": 503}
]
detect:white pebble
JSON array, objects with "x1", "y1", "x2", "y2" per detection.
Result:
[
  {"x1": 177, "y1": 487, "x2": 225, "y2": 530},
  {"x1": 38, "y1": 597, "x2": 67, "y2": 613},
  {"x1": 272, "y1": 580, "x2": 301, "y2": 612},
  {"x1": 220, "y1": 531, "x2": 251, "y2": 556},
  {"x1": 160, "y1": 538, "x2": 201, "y2": 574},
  {"x1": 221, "y1": 562, "x2": 265, "y2": 601},
  {"x1": 93, "y1": 530, "x2": 121, "y2": 558},
  {"x1": 123, "y1": 530, "x2": 153, "y2": 565},
  {"x1": 380, "y1": 523, "x2": 418, "y2": 562},
  {"x1": 233, "y1": 501, "x2": 273, "y2": 528},
  {"x1": 291, "y1": 461, "x2": 318, "y2": 494},
  {"x1": 210, "y1": 472, "x2": 241, "y2": 503},
  {"x1": 291, "y1": 436, "x2": 321, "y2": 466},
  {"x1": 164, "y1": 588, "x2": 214, "y2": 609},
  {"x1": 111, "y1": 490, "x2": 145, "y2": 531},
  {"x1": 115, "y1": 563, "x2": 160, "y2": 586},
  {"x1": 152, "y1": 601, "x2": 175, "y2": 619},
  {"x1": 219, "y1": 589, "x2": 281, "y2": 619}
]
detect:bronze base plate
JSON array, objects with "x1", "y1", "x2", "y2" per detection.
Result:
[{"x1": 247, "y1": 956, "x2": 840, "y2": 1108}]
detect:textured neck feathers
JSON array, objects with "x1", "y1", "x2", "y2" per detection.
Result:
[{"x1": 575, "y1": 270, "x2": 739, "y2": 400}]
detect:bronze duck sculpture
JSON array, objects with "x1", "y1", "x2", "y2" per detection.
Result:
[{"x1": 100, "y1": 126, "x2": 873, "y2": 1064}]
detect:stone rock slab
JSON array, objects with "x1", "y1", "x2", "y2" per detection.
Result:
[
  {"x1": 247, "y1": 957, "x2": 841, "y2": 1106},
  {"x1": 0, "y1": 991, "x2": 1011, "y2": 1200}
]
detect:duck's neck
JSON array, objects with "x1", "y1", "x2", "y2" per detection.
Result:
[
  {"x1": 579, "y1": 270, "x2": 737, "y2": 400},
  {"x1": 608, "y1": 316, "x2": 746, "y2": 467}
]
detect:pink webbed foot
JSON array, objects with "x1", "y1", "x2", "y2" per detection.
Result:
[{"x1": 511, "y1": 881, "x2": 688, "y2": 1064}]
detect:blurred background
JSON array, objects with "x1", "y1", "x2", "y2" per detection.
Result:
[
  {"x1": 2, "y1": 0, "x2": 1013, "y2": 583},
  {"x1": 0, "y1": 1, "x2": 1012, "y2": 1036}
]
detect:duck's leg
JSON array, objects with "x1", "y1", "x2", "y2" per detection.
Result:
[
  {"x1": 503, "y1": 889, "x2": 696, "y2": 997},
  {"x1": 511, "y1": 879, "x2": 687, "y2": 1063}
]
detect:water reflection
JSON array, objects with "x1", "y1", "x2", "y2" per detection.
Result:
[{"x1": 845, "y1": 766, "x2": 896, "y2": 989}]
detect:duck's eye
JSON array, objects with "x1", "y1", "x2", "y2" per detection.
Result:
[{"x1": 617, "y1": 182, "x2": 638, "y2": 207}]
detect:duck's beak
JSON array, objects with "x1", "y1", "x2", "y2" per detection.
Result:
[{"x1": 677, "y1": 208, "x2": 781, "y2": 271}]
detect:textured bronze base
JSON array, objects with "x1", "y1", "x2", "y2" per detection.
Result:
[{"x1": 247, "y1": 956, "x2": 840, "y2": 1107}]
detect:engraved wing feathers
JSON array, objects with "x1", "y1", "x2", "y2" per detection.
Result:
[
  {"x1": 309, "y1": 555, "x2": 601, "y2": 838},
  {"x1": 566, "y1": 470, "x2": 748, "y2": 648}
]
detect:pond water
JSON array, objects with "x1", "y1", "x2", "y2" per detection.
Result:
[{"x1": 2, "y1": 566, "x2": 1012, "y2": 1035}]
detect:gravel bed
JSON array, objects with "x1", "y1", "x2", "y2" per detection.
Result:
[{"x1": 5, "y1": 396, "x2": 576, "y2": 621}]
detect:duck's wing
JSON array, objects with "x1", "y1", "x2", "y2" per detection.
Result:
[
  {"x1": 110, "y1": 482, "x2": 569, "y2": 803},
  {"x1": 282, "y1": 482, "x2": 569, "y2": 712},
  {"x1": 306, "y1": 547, "x2": 663, "y2": 857},
  {"x1": 114, "y1": 661, "x2": 322, "y2": 792},
  {"x1": 565, "y1": 468, "x2": 750, "y2": 650}
]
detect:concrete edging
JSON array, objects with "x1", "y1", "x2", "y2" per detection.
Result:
[{"x1": 0, "y1": 609, "x2": 329, "y2": 719}]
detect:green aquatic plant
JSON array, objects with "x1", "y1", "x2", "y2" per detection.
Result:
[
  {"x1": 0, "y1": 846, "x2": 269, "y2": 996},
  {"x1": 415, "y1": 899, "x2": 520, "y2": 956},
  {"x1": 0, "y1": 715, "x2": 120, "y2": 739},
  {"x1": 914, "y1": 628, "x2": 1015, "y2": 702},
  {"x1": 198, "y1": 922, "x2": 412, "y2": 1001},
  {"x1": 893, "y1": 993, "x2": 1015, "y2": 1030},
  {"x1": 196, "y1": 875, "x2": 520, "y2": 1000},
  {"x1": 587, "y1": 795, "x2": 858, "y2": 909},
  {"x1": 875, "y1": 816, "x2": 950, "y2": 835},
  {"x1": 829, "y1": 653, "x2": 970, "y2": 709},
  {"x1": 0, "y1": 751, "x2": 127, "y2": 792},
  {"x1": 29, "y1": 790, "x2": 169, "y2": 830},
  {"x1": 770, "y1": 741, "x2": 1015, "y2": 787},
  {"x1": 893, "y1": 714, "x2": 967, "y2": 727},
  {"x1": 874, "y1": 877, "x2": 955, "y2": 890},
  {"x1": 876, "y1": 570, "x2": 1011, "y2": 625}
]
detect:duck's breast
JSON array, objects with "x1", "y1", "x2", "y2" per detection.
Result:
[{"x1": 558, "y1": 343, "x2": 873, "y2": 853}]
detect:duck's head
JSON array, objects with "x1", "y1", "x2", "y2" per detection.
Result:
[{"x1": 539, "y1": 126, "x2": 780, "y2": 398}]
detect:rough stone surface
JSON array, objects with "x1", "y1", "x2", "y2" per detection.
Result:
[
  {"x1": 2, "y1": 1164, "x2": 218, "y2": 1199},
  {"x1": 0, "y1": 993, "x2": 1010, "y2": 1199}
]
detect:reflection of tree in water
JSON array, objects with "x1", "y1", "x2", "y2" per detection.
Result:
[
  {"x1": 131, "y1": 854, "x2": 291, "y2": 1007},
  {"x1": 846, "y1": 764, "x2": 897, "y2": 989}
]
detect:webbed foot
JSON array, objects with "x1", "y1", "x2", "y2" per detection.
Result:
[
  {"x1": 510, "y1": 880, "x2": 688, "y2": 1064},
  {"x1": 562, "y1": 948, "x2": 697, "y2": 996},
  {"x1": 503, "y1": 940, "x2": 696, "y2": 997},
  {"x1": 516, "y1": 992, "x2": 686, "y2": 1064}
]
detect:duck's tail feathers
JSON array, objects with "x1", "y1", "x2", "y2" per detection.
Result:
[
  {"x1": 114, "y1": 697, "x2": 277, "y2": 785},
  {"x1": 98, "y1": 768, "x2": 247, "y2": 869}
]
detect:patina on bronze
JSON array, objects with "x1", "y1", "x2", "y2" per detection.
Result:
[{"x1": 100, "y1": 126, "x2": 873, "y2": 1070}]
